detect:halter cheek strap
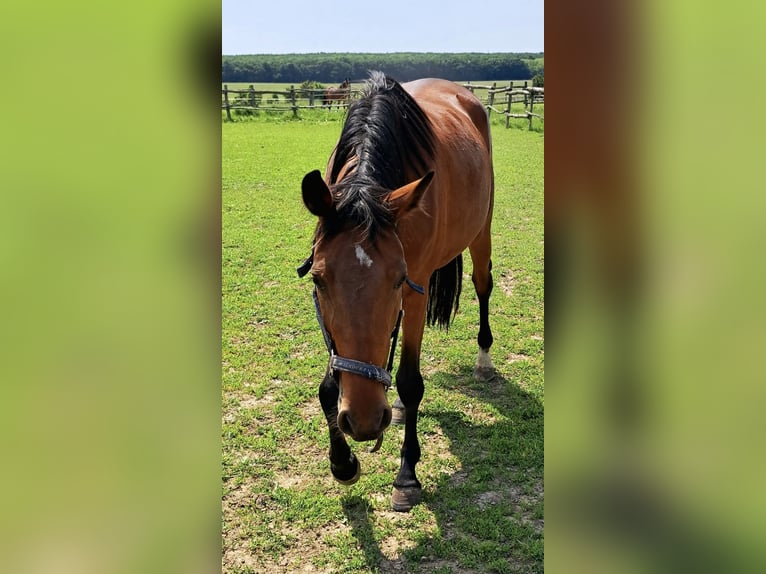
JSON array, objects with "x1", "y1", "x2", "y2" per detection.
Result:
[
  {"x1": 296, "y1": 254, "x2": 313, "y2": 278},
  {"x1": 312, "y1": 288, "x2": 399, "y2": 390},
  {"x1": 405, "y1": 276, "x2": 425, "y2": 295}
]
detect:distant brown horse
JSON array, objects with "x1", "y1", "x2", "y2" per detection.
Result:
[
  {"x1": 323, "y1": 78, "x2": 350, "y2": 109},
  {"x1": 298, "y1": 71, "x2": 495, "y2": 511}
]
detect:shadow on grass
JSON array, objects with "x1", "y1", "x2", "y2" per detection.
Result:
[
  {"x1": 341, "y1": 367, "x2": 544, "y2": 574},
  {"x1": 341, "y1": 495, "x2": 407, "y2": 572}
]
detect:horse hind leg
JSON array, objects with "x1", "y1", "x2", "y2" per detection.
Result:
[{"x1": 469, "y1": 227, "x2": 495, "y2": 380}]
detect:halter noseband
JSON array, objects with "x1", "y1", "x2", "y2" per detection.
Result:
[{"x1": 297, "y1": 252, "x2": 424, "y2": 389}]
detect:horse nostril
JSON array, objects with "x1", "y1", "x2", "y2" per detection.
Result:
[{"x1": 337, "y1": 410, "x2": 354, "y2": 436}]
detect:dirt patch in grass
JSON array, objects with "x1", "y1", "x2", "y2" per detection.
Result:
[
  {"x1": 475, "y1": 490, "x2": 505, "y2": 508},
  {"x1": 417, "y1": 559, "x2": 482, "y2": 574},
  {"x1": 498, "y1": 270, "x2": 516, "y2": 297},
  {"x1": 478, "y1": 478, "x2": 544, "y2": 536},
  {"x1": 222, "y1": 487, "x2": 342, "y2": 574},
  {"x1": 221, "y1": 480, "x2": 260, "y2": 572},
  {"x1": 222, "y1": 391, "x2": 277, "y2": 424},
  {"x1": 298, "y1": 398, "x2": 323, "y2": 420}
]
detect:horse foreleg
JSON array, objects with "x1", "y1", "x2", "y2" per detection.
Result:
[
  {"x1": 391, "y1": 294, "x2": 428, "y2": 511},
  {"x1": 318, "y1": 371, "x2": 360, "y2": 484},
  {"x1": 469, "y1": 226, "x2": 496, "y2": 380}
]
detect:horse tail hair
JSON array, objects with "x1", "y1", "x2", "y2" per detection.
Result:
[{"x1": 426, "y1": 254, "x2": 463, "y2": 329}]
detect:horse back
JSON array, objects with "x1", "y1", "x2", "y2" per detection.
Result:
[
  {"x1": 399, "y1": 79, "x2": 494, "y2": 270},
  {"x1": 403, "y1": 79, "x2": 492, "y2": 157}
]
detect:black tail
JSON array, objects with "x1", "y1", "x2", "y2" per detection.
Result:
[{"x1": 426, "y1": 255, "x2": 463, "y2": 329}]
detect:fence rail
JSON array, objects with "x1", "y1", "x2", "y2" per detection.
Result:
[
  {"x1": 222, "y1": 84, "x2": 359, "y2": 120},
  {"x1": 222, "y1": 81, "x2": 543, "y2": 129},
  {"x1": 462, "y1": 81, "x2": 544, "y2": 130}
]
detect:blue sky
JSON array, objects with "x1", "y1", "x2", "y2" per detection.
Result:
[{"x1": 222, "y1": 0, "x2": 543, "y2": 55}]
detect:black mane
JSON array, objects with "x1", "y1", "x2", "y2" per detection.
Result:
[{"x1": 321, "y1": 71, "x2": 435, "y2": 240}]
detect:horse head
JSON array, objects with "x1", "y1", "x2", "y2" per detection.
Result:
[{"x1": 301, "y1": 169, "x2": 433, "y2": 442}]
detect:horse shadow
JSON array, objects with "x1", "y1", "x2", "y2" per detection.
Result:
[{"x1": 341, "y1": 366, "x2": 544, "y2": 573}]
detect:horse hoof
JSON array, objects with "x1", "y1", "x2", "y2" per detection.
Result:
[
  {"x1": 473, "y1": 366, "x2": 496, "y2": 382},
  {"x1": 474, "y1": 349, "x2": 496, "y2": 381},
  {"x1": 391, "y1": 486, "x2": 422, "y2": 512},
  {"x1": 331, "y1": 454, "x2": 360, "y2": 486},
  {"x1": 391, "y1": 397, "x2": 405, "y2": 425}
]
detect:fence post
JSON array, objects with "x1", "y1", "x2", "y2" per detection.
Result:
[
  {"x1": 290, "y1": 85, "x2": 297, "y2": 117},
  {"x1": 248, "y1": 84, "x2": 255, "y2": 109},
  {"x1": 528, "y1": 89, "x2": 534, "y2": 131},
  {"x1": 223, "y1": 84, "x2": 232, "y2": 121},
  {"x1": 487, "y1": 82, "x2": 495, "y2": 119},
  {"x1": 505, "y1": 89, "x2": 512, "y2": 129}
]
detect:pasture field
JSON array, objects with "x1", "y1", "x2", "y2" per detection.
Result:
[{"x1": 222, "y1": 115, "x2": 543, "y2": 573}]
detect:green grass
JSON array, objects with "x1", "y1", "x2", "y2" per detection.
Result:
[{"x1": 222, "y1": 114, "x2": 543, "y2": 572}]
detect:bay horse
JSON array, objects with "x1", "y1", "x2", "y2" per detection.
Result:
[
  {"x1": 324, "y1": 78, "x2": 350, "y2": 109},
  {"x1": 298, "y1": 71, "x2": 495, "y2": 511}
]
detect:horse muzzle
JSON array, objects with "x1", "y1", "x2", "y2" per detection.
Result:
[{"x1": 337, "y1": 403, "x2": 392, "y2": 442}]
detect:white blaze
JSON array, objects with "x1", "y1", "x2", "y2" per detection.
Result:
[{"x1": 354, "y1": 244, "x2": 373, "y2": 268}]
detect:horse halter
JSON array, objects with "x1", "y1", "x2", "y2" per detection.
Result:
[{"x1": 297, "y1": 252, "x2": 424, "y2": 390}]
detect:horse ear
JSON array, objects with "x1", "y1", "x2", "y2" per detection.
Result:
[
  {"x1": 302, "y1": 170, "x2": 334, "y2": 218},
  {"x1": 388, "y1": 171, "x2": 434, "y2": 217}
]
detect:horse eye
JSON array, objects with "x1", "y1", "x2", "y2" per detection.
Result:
[
  {"x1": 395, "y1": 276, "x2": 406, "y2": 289},
  {"x1": 312, "y1": 275, "x2": 326, "y2": 290}
]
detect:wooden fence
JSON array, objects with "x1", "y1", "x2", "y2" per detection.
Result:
[
  {"x1": 222, "y1": 81, "x2": 543, "y2": 129},
  {"x1": 221, "y1": 84, "x2": 358, "y2": 120},
  {"x1": 462, "y1": 81, "x2": 544, "y2": 130}
]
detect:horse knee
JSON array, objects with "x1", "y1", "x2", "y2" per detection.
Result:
[
  {"x1": 395, "y1": 371, "x2": 424, "y2": 407},
  {"x1": 471, "y1": 266, "x2": 494, "y2": 298},
  {"x1": 318, "y1": 373, "x2": 339, "y2": 415}
]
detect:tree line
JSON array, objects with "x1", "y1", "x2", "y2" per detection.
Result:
[{"x1": 222, "y1": 52, "x2": 543, "y2": 83}]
